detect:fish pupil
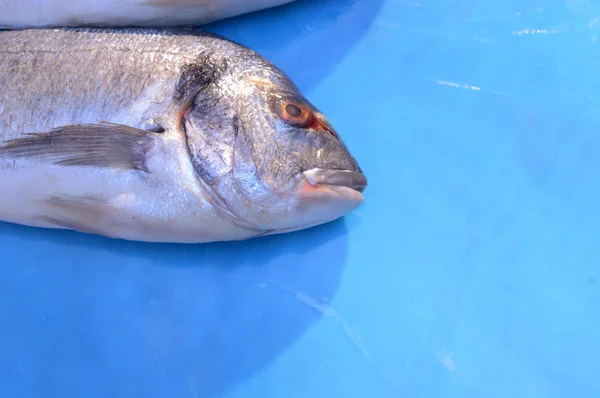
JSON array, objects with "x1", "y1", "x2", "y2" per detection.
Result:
[{"x1": 285, "y1": 104, "x2": 303, "y2": 118}]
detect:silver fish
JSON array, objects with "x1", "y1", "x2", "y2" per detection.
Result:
[
  {"x1": 0, "y1": 0, "x2": 297, "y2": 28},
  {"x1": 0, "y1": 28, "x2": 367, "y2": 243}
]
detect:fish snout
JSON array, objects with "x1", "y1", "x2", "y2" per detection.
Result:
[{"x1": 296, "y1": 168, "x2": 367, "y2": 219}]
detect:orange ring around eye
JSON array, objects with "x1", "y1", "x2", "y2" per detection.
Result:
[{"x1": 277, "y1": 100, "x2": 315, "y2": 128}]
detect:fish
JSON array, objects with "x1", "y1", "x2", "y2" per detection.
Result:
[
  {"x1": 0, "y1": 28, "x2": 367, "y2": 243},
  {"x1": 0, "y1": 0, "x2": 296, "y2": 29}
]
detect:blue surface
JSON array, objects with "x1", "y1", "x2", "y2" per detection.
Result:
[{"x1": 2, "y1": 0, "x2": 600, "y2": 397}]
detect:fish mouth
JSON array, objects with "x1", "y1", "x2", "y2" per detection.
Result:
[
  {"x1": 301, "y1": 168, "x2": 367, "y2": 197},
  {"x1": 282, "y1": 168, "x2": 366, "y2": 232}
]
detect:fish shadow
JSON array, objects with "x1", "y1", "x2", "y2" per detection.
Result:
[{"x1": 0, "y1": 217, "x2": 350, "y2": 398}]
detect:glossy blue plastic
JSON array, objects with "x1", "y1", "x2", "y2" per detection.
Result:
[{"x1": 1, "y1": 0, "x2": 599, "y2": 397}]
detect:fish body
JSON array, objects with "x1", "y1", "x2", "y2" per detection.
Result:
[
  {"x1": 0, "y1": 28, "x2": 366, "y2": 243},
  {"x1": 0, "y1": 0, "x2": 296, "y2": 29}
]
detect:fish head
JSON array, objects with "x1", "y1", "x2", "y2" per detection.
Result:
[
  {"x1": 238, "y1": 85, "x2": 367, "y2": 233},
  {"x1": 179, "y1": 52, "x2": 366, "y2": 235}
]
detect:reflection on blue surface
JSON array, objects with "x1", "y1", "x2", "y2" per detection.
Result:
[{"x1": 2, "y1": 0, "x2": 600, "y2": 397}]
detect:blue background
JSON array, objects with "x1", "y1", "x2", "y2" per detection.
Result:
[{"x1": 1, "y1": 0, "x2": 600, "y2": 397}]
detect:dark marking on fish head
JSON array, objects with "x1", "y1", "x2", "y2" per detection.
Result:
[{"x1": 174, "y1": 52, "x2": 224, "y2": 103}]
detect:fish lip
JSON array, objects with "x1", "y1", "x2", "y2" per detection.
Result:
[{"x1": 302, "y1": 168, "x2": 367, "y2": 193}]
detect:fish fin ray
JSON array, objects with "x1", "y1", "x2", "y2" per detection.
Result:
[
  {"x1": 0, "y1": 123, "x2": 156, "y2": 171},
  {"x1": 33, "y1": 195, "x2": 118, "y2": 238}
]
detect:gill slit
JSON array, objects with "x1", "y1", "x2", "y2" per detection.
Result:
[
  {"x1": 231, "y1": 116, "x2": 269, "y2": 207},
  {"x1": 227, "y1": 117, "x2": 277, "y2": 237}
]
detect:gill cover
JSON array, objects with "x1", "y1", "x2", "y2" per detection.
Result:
[{"x1": 175, "y1": 53, "x2": 273, "y2": 233}]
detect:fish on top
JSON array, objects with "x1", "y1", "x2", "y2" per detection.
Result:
[
  {"x1": 0, "y1": 28, "x2": 367, "y2": 243},
  {"x1": 0, "y1": 0, "x2": 297, "y2": 28}
]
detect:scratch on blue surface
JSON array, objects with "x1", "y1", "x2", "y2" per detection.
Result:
[
  {"x1": 513, "y1": 28, "x2": 560, "y2": 35},
  {"x1": 426, "y1": 78, "x2": 508, "y2": 96},
  {"x1": 186, "y1": 374, "x2": 198, "y2": 398},
  {"x1": 256, "y1": 283, "x2": 395, "y2": 387},
  {"x1": 375, "y1": 20, "x2": 402, "y2": 30},
  {"x1": 436, "y1": 351, "x2": 463, "y2": 377}
]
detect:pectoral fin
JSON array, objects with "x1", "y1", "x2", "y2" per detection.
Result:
[{"x1": 0, "y1": 123, "x2": 158, "y2": 171}]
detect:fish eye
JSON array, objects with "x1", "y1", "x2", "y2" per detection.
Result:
[
  {"x1": 272, "y1": 97, "x2": 315, "y2": 128},
  {"x1": 286, "y1": 104, "x2": 303, "y2": 118}
]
